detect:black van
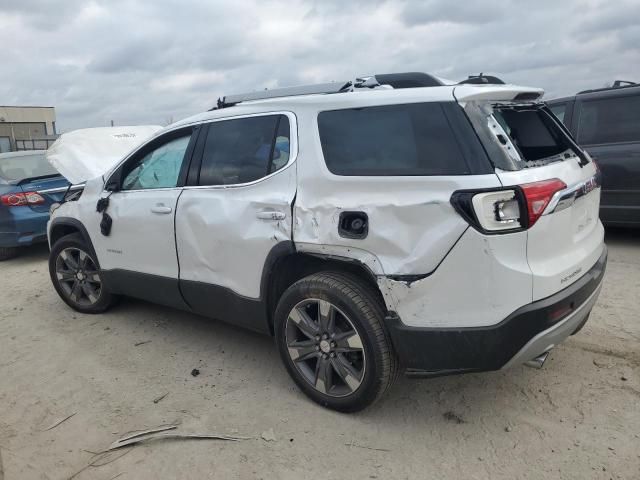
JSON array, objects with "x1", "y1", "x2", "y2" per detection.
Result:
[{"x1": 547, "y1": 81, "x2": 640, "y2": 227}]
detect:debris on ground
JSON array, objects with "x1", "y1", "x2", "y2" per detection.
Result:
[
  {"x1": 505, "y1": 426, "x2": 513, "y2": 433},
  {"x1": 592, "y1": 358, "x2": 615, "y2": 368},
  {"x1": 345, "y1": 440, "x2": 391, "y2": 452},
  {"x1": 443, "y1": 411, "x2": 466, "y2": 424},
  {"x1": 134, "y1": 340, "x2": 151, "y2": 346},
  {"x1": 107, "y1": 424, "x2": 248, "y2": 451},
  {"x1": 620, "y1": 376, "x2": 628, "y2": 381},
  {"x1": 43, "y1": 412, "x2": 77, "y2": 431},
  {"x1": 261, "y1": 428, "x2": 276, "y2": 442},
  {"x1": 191, "y1": 368, "x2": 200, "y2": 377},
  {"x1": 68, "y1": 448, "x2": 132, "y2": 479},
  {"x1": 153, "y1": 392, "x2": 169, "y2": 404}
]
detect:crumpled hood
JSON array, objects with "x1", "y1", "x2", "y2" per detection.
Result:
[{"x1": 46, "y1": 125, "x2": 162, "y2": 184}]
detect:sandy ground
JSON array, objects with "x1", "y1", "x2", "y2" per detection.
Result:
[{"x1": 0, "y1": 230, "x2": 638, "y2": 480}]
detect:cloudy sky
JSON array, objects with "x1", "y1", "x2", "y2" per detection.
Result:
[{"x1": 2, "y1": 0, "x2": 639, "y2": 131}]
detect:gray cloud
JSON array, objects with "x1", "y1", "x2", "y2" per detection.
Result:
[
  {"x1": 401, "y1": 0, "x2": 507, "y2": 26},
  {"x1": 1, "y1": 0, "x2": 638, "y2": 131}
]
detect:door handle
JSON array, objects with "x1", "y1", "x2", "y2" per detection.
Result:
[
  {"x1": 256, "y1": 210, "x2": 286, "y2": 221},
  {"x1": 151, "y1": 206, "x2": 173, "y2": 214}
]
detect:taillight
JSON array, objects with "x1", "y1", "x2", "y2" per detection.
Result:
[
  {"x1": 520, "y1": 179, "x2": 566, "y2": 226},
  {"x1": 451, "y1": 178, "x2": 566, "y2": 234},
  {"x1": 0, "y1": 191, "x2": 46, "y2": 207}
]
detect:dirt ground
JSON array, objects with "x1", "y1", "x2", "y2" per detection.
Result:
[{"x1": 0, "y1": 230, "x2": 638, "y2": 480}]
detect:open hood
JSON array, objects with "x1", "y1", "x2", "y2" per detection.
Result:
[{"x1": 46, "y1": 125, "x2": 162, "y2": 184}]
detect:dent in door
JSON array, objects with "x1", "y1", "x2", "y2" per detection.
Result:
[{"x1": 176, "y1": 165, "x2": 296, "y2": 299}]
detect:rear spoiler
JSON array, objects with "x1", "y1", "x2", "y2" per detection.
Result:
[{"x1": 453, "y1": 84, "x2": 544, "y2": 103}]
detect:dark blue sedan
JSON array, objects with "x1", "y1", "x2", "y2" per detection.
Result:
[{"x1": 0, "y1": 151, "x2": 70, "y2": 260}]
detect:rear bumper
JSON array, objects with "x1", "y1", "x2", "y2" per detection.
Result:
[
  {"x1": 384, "y1": 245, "x2": 608, "y2": 376},
  {"x1": 0, "y1": 210, "x2": 50, "y2": 248},
  {"x1": 0, "y1": 230, "x2": 48, "y2": 248}
]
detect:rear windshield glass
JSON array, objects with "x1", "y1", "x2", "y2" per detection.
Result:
[
  {"x1": 318, "y1": 102, "x2": 471, "y2": 176},
  {"x1": 465, "y1": 103, "x2": 579, "y2": 170},
  {"x1": 0, "y1": 152, "x2": 58, "y2": 182}
]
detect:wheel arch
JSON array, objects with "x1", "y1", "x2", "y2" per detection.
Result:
[
  {"x1": 49, "y1": 217, "x2": 100, "y2": 267},
  {"x1": 262, "y1": 243, "x2": 387, "y2": 335}
]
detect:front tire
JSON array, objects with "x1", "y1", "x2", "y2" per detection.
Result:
[
  {"x1": 274, "y1": 272, "x2": 397, "y2": 412},
  {"x1": 49, "y1": 233, "x2": 116, "y2": 314}
]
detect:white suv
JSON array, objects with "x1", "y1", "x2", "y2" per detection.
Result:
[{"x1": 47, "y1": 72, "x2": 607, "y2": 412}]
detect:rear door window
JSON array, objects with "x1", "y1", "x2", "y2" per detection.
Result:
[
  {"x1": 198, "y1": 115, "x2": 290, "y2": 186},
  {"x1": 577, "y1": 94, "x2": 640, "y2": 145},
  {"x1": 317, "y1": 103, "x2": 472, "y2": 176}
]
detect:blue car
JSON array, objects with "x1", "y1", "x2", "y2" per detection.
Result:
[{"x1": 0, "y1": 151, "x2": 70, "y2": 260}]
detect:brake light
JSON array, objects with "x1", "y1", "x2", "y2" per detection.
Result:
[
  {"x1": 520, "y1": 179, "x2": 566, "y2": 226},
  {"x1": 0, "y1": 191, "x2": 46, "y2": 207},
  {"x1": 451, "y1": 178, "x2": 567, "y2": 234}
]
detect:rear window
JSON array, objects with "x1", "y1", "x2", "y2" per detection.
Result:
[
  {"x1": 465, "y1": 103, "x2": 579, "y2": 171},
  {"x1": 495, "y1": 108, "x2": 569, "y2": 161},
  {"x1": 317, "y1": 103, "x2": 471, "y2": 176},
  {"x1": 0, "y1": 152, "x2": 58, "y2": 182},
  {"x1": 577, "y1": 95, "x2": 640, "y2": 145}
]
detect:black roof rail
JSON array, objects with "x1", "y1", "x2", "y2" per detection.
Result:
[
  {"x1": 578, "y1": 80, "x2": 637, "y2": 95},
  {"x1": 374, "y1": 72, "x2": 444, "y2": 88},
  {"x1": 458, "y1": 73, "x2": 505, "y2": 85},
  {"x1": 211, "y1": 71, "x2": 446, "y2": 109}
]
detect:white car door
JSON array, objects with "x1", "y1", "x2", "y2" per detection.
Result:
[
  {"x1": 93, "y1": 126, "x2": 198, "y2": 307},
  {"x1": 175, "y1": 113, "x2": 297, "y2": 332}
]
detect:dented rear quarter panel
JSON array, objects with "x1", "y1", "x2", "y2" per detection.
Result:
[
  {"x1": 380, "y1": 228, "x2": 532, "y2": 328},
  {"x1": 292, "y1": 104, "x2": 503, "y2": 278}
]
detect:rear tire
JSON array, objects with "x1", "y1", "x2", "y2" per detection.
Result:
[
  {"x1": 49, "y1": 233, "x2": 117, "y2": 314},
  {"x1": 274, "y1": 271, "x2": 397, "y2": 412},
  {"x1": 0, "y1": 246, "x2": 20, "y2": 261}
]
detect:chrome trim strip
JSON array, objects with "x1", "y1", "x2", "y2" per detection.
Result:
[
  {"x1": 543, "y1": 174, "x2": 600, "y2": 215},
  {"x1": 37, "y1": 184, "x2": 85, "y2": 194}
]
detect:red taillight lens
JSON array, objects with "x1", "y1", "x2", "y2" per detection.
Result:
[
  {"x1": 520, "y1": 179, "x2": 566, "y2": 227},
  {"x1": 0, "y1": 191, "x2": 46, "y2": 207},
  {"x1": 451, "y1": 178, "x2": 568, "y2": 234}
]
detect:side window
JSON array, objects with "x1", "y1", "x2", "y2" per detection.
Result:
[
  {"x1": 318, "y1": 103, "x2": 471, "y2": 176},
  {"x1": 549, "y1": 103, "x2": 567, "y2": 124},
  {"x1": 122, "y1": 134, "x2": 192, "y2": 190},
  {"x1": 577, "y1": 94, "x2": 640, "y2": 145},
  {"x1": 198, "y1": 114, "x2": 290, "y2": 186},
  {"x1": 269, "y1": 116, "x2": 290, "y2": 174}
]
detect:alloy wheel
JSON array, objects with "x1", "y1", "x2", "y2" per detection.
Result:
[
  {"x1": 285, "y1": 298, "x2": 366, "y2": 397},
  {"x1": 55, "y1": 247, "x2": 102, "y2": 306}
]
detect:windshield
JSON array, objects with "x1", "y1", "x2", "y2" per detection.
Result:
[
  {"x1": 0, "y1": 152, "x2": 59, "y2": 182},
  {"x1": 464, "y1": 102, "x2": 581, "y2": 170}
]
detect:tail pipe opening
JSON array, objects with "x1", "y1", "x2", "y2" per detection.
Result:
[{"x1": 524, "y1": 350, "x2": 551, "y2": 369}]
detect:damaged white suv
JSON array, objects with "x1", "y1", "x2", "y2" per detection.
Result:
[{"x1": 47, "y1": 72, "x2": 607, "y2": 412}]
